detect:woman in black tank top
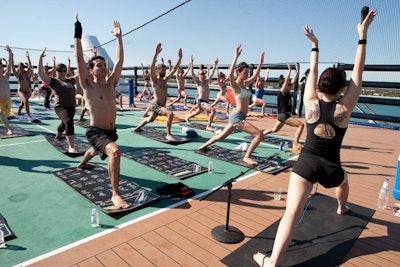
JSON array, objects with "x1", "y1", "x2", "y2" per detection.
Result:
[{"x1": 254, "y1": 9, "x2": 378, "y2": 267}]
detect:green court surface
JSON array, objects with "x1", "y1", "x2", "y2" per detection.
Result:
[{"x1": 0, "y1": 98, "x2": 294, "y2": 267}]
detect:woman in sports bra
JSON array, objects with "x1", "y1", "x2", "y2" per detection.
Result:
[
  {"x1": 248, "y1": 68, "x2": 269, "y2": 116},
  {"x1": 8, "y1": 46, "x2": 34, "y2": 120},
  {"x1": 211, "y1": 70, "x2": 231, "y2": 115},
  {"x1": 198, "y1": 44, "x2": 264, "y2": 166}
]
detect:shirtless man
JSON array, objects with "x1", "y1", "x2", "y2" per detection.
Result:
[
  {"x1": 74, "y1": 13, "x2": 129, "y2": 209},
  {"x1": 0, "y1": 48, "x2": 13, "y2": 135},
  {"x1": 185, "y1": 56, "x2": 218, "y2": 132},
  {"x1": 8, "y1": 46, "x2": 33, "y2": 120},
  {"x1": 133, "y1": 43, "x2": 182, "y2": 142},
  {"x1": 169, "y1": 64, "x2": 191, "y2": 109}
]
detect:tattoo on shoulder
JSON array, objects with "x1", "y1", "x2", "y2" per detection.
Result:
[
  {"x1": 334, "y1": 111, "x2": 347, "y2": 125},
  {"x1": 306, "y1": 101, "x2": 320, "y2": 123}
]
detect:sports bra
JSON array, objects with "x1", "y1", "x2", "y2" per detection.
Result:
[{"x1": 235, "y1": 87, "x2": 250, "y2": 99}]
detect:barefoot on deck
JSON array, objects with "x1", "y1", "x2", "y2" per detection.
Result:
[
  {"x1": 68, "y1": 148, "x2": 77, "y2": 153},
  {"x1": 185, "y1": 118, "x2": 190, "y2": 125},
  {"x1": 111, "y1": 195, "x2": 130, "y2": 209},
  {"x1": 166, "y1": 134, "x2": 176, "y2": 142},
  {"x1": 77, "y1": 163, "x2": 98, "y2": 170},
  {"x1": 6, "y1": 129, "x2": 13, "y2": 135},
  {"x1": 197, "y1": 145, "x2": 210, "y2": 152},
  {"x1": 243, "y1": 157, "x2": 258, "y2": 166},
  {"x1": 133, "y1": 127, "x2": 143, "y2": 132},
  {"x1": 292, "y1": 142, "x2": 302, "y2": 154},
  {"x1": 337, "y1": 205, "x2": 351, "y2": 215},
  {"x1": 206, "y1": 126, "x2": 215, "y2": 132},
  {"x1": 253, "y1": 252, "x2": 270, "y2": 267}
]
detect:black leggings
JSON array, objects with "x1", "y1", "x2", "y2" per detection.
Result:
[
  {"x1": 42, "y1": 87, "x2": 52, "y2": 109},
  {"x1": 55, "y1": 106, "x2": 76, "y2": 136}
]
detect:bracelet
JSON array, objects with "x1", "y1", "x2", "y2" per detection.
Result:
[
  {"x1": 358, "y1": 39, "x2": 367, "y2": 44},
  {"x1": 311, "y1": 48, "x2": 319, "y2": 52}
]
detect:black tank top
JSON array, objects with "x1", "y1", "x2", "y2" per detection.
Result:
[
  {"x1": 302, "y1": 100, "x2": 347, "y2": 162},
  {"x1": 277, "y1": 91, "x2": 292, "y2": 114}
]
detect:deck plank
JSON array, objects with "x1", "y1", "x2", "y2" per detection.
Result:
[{"x1": 25, "y1": 102, "x2": 400, "y2": 267}]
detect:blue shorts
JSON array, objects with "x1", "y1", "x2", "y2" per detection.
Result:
[{"x1": 229, "y1": 111, "x2": 246, "y2": 127}]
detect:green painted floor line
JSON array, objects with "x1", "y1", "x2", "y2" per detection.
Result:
[{"x1": 0, "y1": 98, "x2": 293, "y2": 267}]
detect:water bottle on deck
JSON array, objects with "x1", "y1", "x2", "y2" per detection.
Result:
[
  {"x1": 377, "y1": 178, "x2": 389, "y2": 209},
  {"x1": 208, "y1": 161, "x2": 214, "y2": 173},
  {"x1": 91, "y1": 208, "x2": 100, "y2": 227}
]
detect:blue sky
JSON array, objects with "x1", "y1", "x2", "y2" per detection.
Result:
[{"x1": 1, "y1": 0, "x2": 399, "y2": 81}]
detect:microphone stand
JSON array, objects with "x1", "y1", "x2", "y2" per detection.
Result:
[{"x1": 201, "y1": 163, "x2": 258, "y2": 244}]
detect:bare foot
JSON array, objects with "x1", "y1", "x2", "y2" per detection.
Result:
[
  {"x1": 68, "y1": 147, "x2": 77, "y2": 153},
  {"x1": 6, "y1": 129, "x2": 13, "y2": 135},
  {"x1": 111, "y1": 195, "x2": 130, "y2": 209},
  {"x1": 185, "y1": 118, "x2": 190, "y2": 125},
  {"x1": 55, "y1": 133, "x2": 64, "y2": 139},
  {"x1": 243, "y1": 157, "x2": 258, "y2": 166},
  {"x1": 166, "y1": 134, "x2": 175, "y2": 142},
  {"x1": 77, "y1": 163, "x2": 97, "y2": 170},
  {"x1": 253, "y1": 252, "x2": 271, "y2": 267},
  {"x1": 206, "y1": 126, "x2": 215, "y2": 132},
  {"x1": 292, "y1": 142, "x2": 302, "y2": 154},
  {"x1": 337, "y1": 205, "x2": 351, "y2": 215},
  {"x1": 133, "y1": 127, "x2": 143, "y2": 132},
  {"x1": 197, "y1": 146, "x2": 210, "y2": 152}
]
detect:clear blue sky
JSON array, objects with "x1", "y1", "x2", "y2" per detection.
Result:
[{"x1": 1, "y1": 0, "x2": 399, "y2": 81}]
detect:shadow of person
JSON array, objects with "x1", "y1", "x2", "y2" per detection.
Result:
[
  {"x1": 341, "y1": 216, "x2": 400, "y2": 264},
  {"x1": 0, "y1": 155, "x2": 72, "y2": 173}
]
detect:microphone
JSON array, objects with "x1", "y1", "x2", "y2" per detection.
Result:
[{"x1": 361, "y1": 6, "x2": 369, "y2": 23}]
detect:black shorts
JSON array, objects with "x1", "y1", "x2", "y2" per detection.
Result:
[
  {"x1": 278, "y1": 113, "x2": 291, "y2": 123},
  {"x1": 292, "y1": 152, "x2": 345, "y2": 188},
  {"x1": 86, "y1": 126, "x2": 118, "y2": 160}
]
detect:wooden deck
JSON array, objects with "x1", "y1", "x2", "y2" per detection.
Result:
[{"x1": 25, "y1": 102, "x2": 400, "y2": 267}]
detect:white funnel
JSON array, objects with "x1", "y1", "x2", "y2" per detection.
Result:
[{"x1": 81, "y1": 35, "x2": 114, "y2": 69}]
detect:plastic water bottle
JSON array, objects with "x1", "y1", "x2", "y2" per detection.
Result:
[
  {"x1": 91, "y1": 208, "x2": 100, "y2": 227},
  {"x1": 377, "y1": 178, "x2": 390, "y2": 209},
  {"x1": 279, "y1": 142, "x2": 283, "y2": 151},
  {"x1": 0, "y1": 225, "x2": 5, "y2": 248},
  {"x1": 208, "y1": 161, "x2": 214, "y2": 173}
]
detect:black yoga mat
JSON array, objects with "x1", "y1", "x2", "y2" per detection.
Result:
[
  {"x1": 122, "y1": 148, "x2": 208, "y2": 180},
  {"x1": 131, "y1": 127, "x2": 192, "y2": 145},
  {"x1": 74, "y1": 120, "x2": 90, "y2": 128},
  {"x1": 0, "y1": 212, "x2": 16, "y2": 240},
  {"x1": 183, "y1": 122, "x2": 239, "y2": 133},
  {"x1": 0, "y1": 125, "x2": 34, "y2": 139},
  {"x1": 52, "y1": 166, "x2": 160, "y2": 214},
  {"x1": 195, "y1": 145, "x2": 290, "y2": 174},
  {"x1": 245, "y1": 135, "x2": 305, "y2": 148},
  {"x1": 222, "y1": 193, "x2": 375, "y2": 267},
  {"x1": 43, "y1": 133, "x2": 91, "y2": 157},
  {"x1": 9, "y1": 113, "x2": 50, "y2": 122}
]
